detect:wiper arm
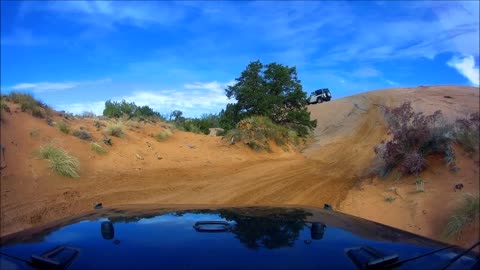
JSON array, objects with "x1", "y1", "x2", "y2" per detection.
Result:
[{"x1": 438, "y1": 241, "x2": 480, "y2": 270}]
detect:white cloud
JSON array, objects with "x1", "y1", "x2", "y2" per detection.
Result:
[
  {"x1": 352, "y1": 67, "x2": 381, "y2": 78},
  {"x1": 447, "y1": 55, "x2": 480, "y2": 86},
  {"x1": 28, "y1": 1, "x2": 186, "y2": 29},
  {"x1": 54, "y1": 80, "x2": 235, "y2": 117},
  {"x1": 10, "y1": 78, "x2": 111, "y2": 93},
  {"x1": 383, "y1": 79, "x2": 399, "y2": 86},
  {"x1": 55, "y1": 101, "x2": 105, "y2": 115}
]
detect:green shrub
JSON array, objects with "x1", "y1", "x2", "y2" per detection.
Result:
[
  {"x1": 155, "y1": 129, "x2": 173, "y2": 141},
  {"x1": 57, "y1": 121, "x2": 71, "y2": 134},
  {"x1": 103, "y1": 100, "x2": 163, "y2": 120},
  {"x1": 444, "y1": 194, "x2": 479, "y2": 238},
  {"x1": 31, "y1": 106, "x2": 45, "y2": 118},
  {"x1": 91, "y1": 142, "x2": 107, "y2": 155},
  {"x1": 73, "y1": 129, "x2": 92, "y2": 140},
  {"x1": 223, "y1": 116, "x2": 298, "y2": 152},
  {"x1": 105, "y1": 121, "x2": 124, "y2": 137},
  {"x1": 36, "y1": 144, "x2": 80, "y2": 178}
]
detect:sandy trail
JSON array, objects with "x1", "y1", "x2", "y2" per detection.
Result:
[{"x1": 1, "y1": 85, "x2": 479, "y2": 247}]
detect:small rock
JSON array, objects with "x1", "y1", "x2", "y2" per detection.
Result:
[
  {"x1": 136, "y1": 153, "x2": 144, "y2": 160},
  {"x1": 94, "y1": 203, "x2": 103, "y2": 210},
  {"x1": 157, "y1": 155, "x2": 163, "y2": 160},
  {"x1": 323, "y1": 204, "x2": 333, "y2": 211},
  {"x1": 187, "y1": 144, "x2": 196, "y2": 149},
  {"x1": 103, "y1": 137, "x2": 112, "y2": 146},
  {"x1": 454, "y1": 183, "x2": 464, "y2": 191}
]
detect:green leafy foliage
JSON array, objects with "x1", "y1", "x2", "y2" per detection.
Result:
[
  {"x1": 171, "y1": 111, "x2": 221, "y2": 135},
  {"x1": 221, "y1": 60, "x2": 316, "y2": 137},
  {"x1": 103, "y1": 100, "x2": 163, "y2": 120}
]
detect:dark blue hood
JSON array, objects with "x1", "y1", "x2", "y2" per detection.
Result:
[{"x1": 0, "y1": 206, "x2": 478, "y2": 269}]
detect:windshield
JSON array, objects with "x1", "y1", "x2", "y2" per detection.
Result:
[{"x1": 1, "y1": 1, "x2": 479, "y2": 268}]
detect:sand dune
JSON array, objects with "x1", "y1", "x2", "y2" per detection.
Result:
[{"x1": 1, "y1": 85, "x2": 478, "y2": 247}]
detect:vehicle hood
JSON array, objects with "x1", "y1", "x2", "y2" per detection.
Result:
[{"x1": 0, "y1": 205, "x2": 477, "y2": 269}]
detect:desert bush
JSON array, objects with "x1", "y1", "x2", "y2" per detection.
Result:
[
  {"x1": 105, "y1": 121, "x2": 124, "y2": 137},
  {"x1": 36, "y1": 144, "x2": 80, "y2": 178},
  {"x1": 57, "y1": 121, "x2": 71, "y2": 134},
  {"x1": 31, "y1": 106, "x2": 45, "y2": 118},
  {"x1": 454, "y1": 112, "x2": 479, "y2": 154},
  {"x1": 373, "y1": 102, "x2": 455, "y2": 177},
  {"x1": 30, "y1": 129, "x2": 40, "y2": 137},
  {"x1": 5, "y1": 92, "x2": 49, "y2": 118},
  {"x1": 73, "y1": 129, "x2": 92, "y2": 140},
  {"x1": 384, "y1": 196, "x2": 396, "y2": 203},
  {"x1": 91, "y1": 142, "x2": 107, "y2": 155},
  {"x1": 125, "y1": 119, "x2": 142, "y2": 129},
  {"x1": 5, "y1": 92, "x2": 40, "y2": 107},
  {"x1": 0, "y1": 97, "x2": 9, "y2": 119},
  {"x1": 444, "y1": 193, "x2": 479, "y2": 238},
  {"x1": 223, "y1": 116, "x2": 297, "y2": 152},
  {"x1": 155, "y1": 129, "x2": 173, "y2": 141},
  {"x1": 81, "y1": 111, "x2": 96, "y2": 118},
  {"x1": 93, "y1": 119, "x2": 106, "y2": 129}
]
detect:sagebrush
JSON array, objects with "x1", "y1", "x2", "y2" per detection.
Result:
[
  {"x1": 373, "y1": 102, "x2": 455, "y2": 177},
  {"x1": 37, "y1": 145, "x2": 80, "y2": 178},
  {"x1": 73, "y1": 129, "x2": 92, "y2": 140},
  {"x1": 454, "y1": 112, "x2": 479, "y2": 154}
]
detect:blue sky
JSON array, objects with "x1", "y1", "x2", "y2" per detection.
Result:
[{"x1": 1, "y1": 1, "x2": 479, "y2": 117}]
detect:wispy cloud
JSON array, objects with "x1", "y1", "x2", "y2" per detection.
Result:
[
  {"x1": 1, "y1": 28, "x2": 48, "y2": 46},
  {"x1": 352, "y1": 67, "x2": 382, "y2": 78},
  {"x1": 447, "y1": 55, "x2": 480, "y2": 86},
  {"x1": 55, "y1": 80, "x2": 234, "y2": 117},
  {"x1": 22, "y1": 1, "x2": 186, "y2": 30},
  {"x1": 10, "y1": 78, "x2": 111, "y2": 93},
  {"x1": 383, "y1": 79, "x2": 400, "y2": 86}
]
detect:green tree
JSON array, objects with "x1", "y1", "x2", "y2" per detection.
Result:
[
  {"x1": 170, "y1": 110, "x2": 184, "y2": 123},
  {"x1": 222, "y1": 60, "x2": 316, "y2": 136}
]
